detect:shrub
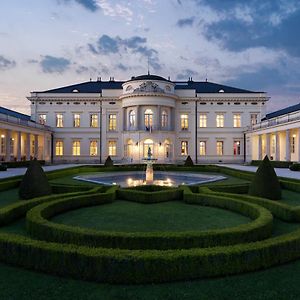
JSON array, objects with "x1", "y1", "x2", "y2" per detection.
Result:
[
  {"x1": 0, "y1": 164, "x2": 7, "y2": 171},
  {"x1": 104, "y1": 156, "x2": 114, "y2": 167},
  {"x1": 289, "y1": 163, "x2": 300, "y2": 171},
  {"x1": 251, "y1": 160, "x2": 291, "y2": 168},
  {"x1": 18, "y1": 159, "x2": 52, "y2": 200},
  {"x1": 248, "y1": 155, "x2": 281, "y2": 200},
  {"x1": 184, "y1": 155, "x2": 194, "y2": 166}
]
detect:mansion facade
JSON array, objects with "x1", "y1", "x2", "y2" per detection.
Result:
[{"x1": 27, "y1": 74, "x2": 268, "y2": 164}]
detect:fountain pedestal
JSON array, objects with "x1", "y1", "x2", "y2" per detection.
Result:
[{"x1": 145, "y1": 161, "x2": 154, "y2": 184}]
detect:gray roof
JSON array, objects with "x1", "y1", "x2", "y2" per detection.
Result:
[
  {"x1": 36, "y1": 75, "x2": 261, "y2": 94},
  {"x1": 263, "y1": 103, "x2": 300, "y2": 120},
  {"x1": 0, "y1": 106, "x2": 31, "y2": 121}
]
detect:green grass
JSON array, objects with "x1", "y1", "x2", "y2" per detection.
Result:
[
  {"x1": 280, "y1": 189, "x2": 300, "y2": 206},
  {"x1": 0, "y1": 188, "x2": 22, "y2": 207},
  {"x1": 52, "y1": 200, "x2": 250, "y2": 232}
]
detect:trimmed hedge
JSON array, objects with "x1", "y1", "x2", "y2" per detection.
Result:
[
  {"x1": 251, "y1": 160, "x2": 292, "y2": 168},
  {"x1": 290, "y1": 163, "x2": 300, "y2": 171}
]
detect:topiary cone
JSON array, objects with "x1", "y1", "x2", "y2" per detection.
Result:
[
  {"x1": 184, "y1": 155, "x2": 194, "y2": 166},
  {"x1": 104, "y1": 155, "x2": 114, "y2": 167},
  {"x1": 248, "y1": 155, "x2": 281, "y2": 200},
  {"x1": 19, "y1": 159, "x2": 52, "y2": 200}
]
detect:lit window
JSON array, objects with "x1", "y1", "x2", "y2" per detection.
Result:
[
  {"x1": 90, "y1": 114, "x2": 98, "y2": 127},
  {"x1": 216, "y1": 114, "x2": 224, "y2": 128},
  {"x1": 199, "y1": 114, "x2": 207, "y2": 128},
  {"x1": 129, "y1": 110, "x2": 135, "y2": 127},
  {"x1": 73, "y1": 114, "x2": 81, "y2": 127},
  {"x1": 0, "y1": 135, "x2": 5, "y2": 154},
  {"x1": 181, "y1": 141, "x2": 188, "y2": 156},
  {"x1": 199, "y1": 141, "x2": 206, "y2": 155},
  {"x1": 233, "y1": 114, "x2": 241, "y2": 128},
  {"x1": 55, "y1": 141, "x2": 63, "y2": 156},
  {"x1": 291, "y1": 134, "x2": 296, "y2": 153},
  {"x1": 108, "y1": 114, "x2": 117, "y2": 131},
  {"x1": 233, "y1": 141, "x2": 241, "y2": 156},
  {"x1": 90, "y1": 140, "x2": 98, "y2": 156},
  {"x1": 144, "y1": 109, "x2": 153, "y2": 131},
  {"x1": 143, "y1": 139, "x2": 154, "y2": 157},
  {"x1": 39, "y1": 114, "x2": 46, "y2": 125},
  {"x1": 31, "y1": 140, "x2": 35, "y2": 155},
  {"x1": 181, "y1": 114, "x2": 188, "y2": 130},
  {"x1": 72, "y1": 140, "x2": 80, "y2": 156},
  {"x1": 161, "y1": 110, "x2": 168, "y2": 128},
  {"x1": 251, "y1": 114, "x2": 258, "y2": 126},
  {"x1": 216, "y1": 141, "x2": 223, "y2": 155},
  {"x1": 56, "y1": 114, "x2": 63, "y2": 128},
  {"x1": 271, "y1": 135, "x2": 276, "y2": 154},
  {"x1": 10, "y1": 138, "x2": 14, "y2": 155},
  {"x1": 108, "y1": 141, "x2": 116, "y2": 156}
]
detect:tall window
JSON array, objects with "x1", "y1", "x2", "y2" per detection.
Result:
[
  {"x1": 90, "y1": 140, "x2": 98, "y2": 156},
  {"x1": 73, "y1": 114, "x2": 81, "y2": 127},
  {"x1": 216, "y1": 114, "x2": 224, "y2": 128},
  {"x1": 199, "y1": 114, "x2": 207, "y2": 128},
  {"x1": 90, "y1": 114, "x2": 98, "y2": 127},
  {"x1": 271, "y1": 135, "x2": 276, "y2": 154},
  {"x1": 72, "y1": 140, "x2": 80, "y2": 156},
  {"x1": 39, "y1": 114, "x2": 46, "y2": 125},
  {"x1": 56, "y1": 114, "x2": 63, "y2": 128},
  {"x1": 129, "y1": 110, "x2": 135, "y2": 127},
  {"x1": 0, "y1": 135, "x2": 5, "y2": 154},
  {"x1": 108, "y1": 114, "x2": 117, "y2": 131},
  {"x1": 181, "y1": 114, "x2": 188, "y2": 130},
  {"x1": 233, "y1": 141, "x2": 241, "y2": 156},
  {"x1": 251, "y1": 114, "x2": 258, "y2": 126},
  {"x1": 55, "y1": 141, "x2": 63, "y2": 156},
  {"x1": 161, "y1": 110, "x2": 168, "y2": 128},
  {"x1": 199, "y1": 141, "x2": 206, "y2": 156},
  {"x1": 108, "y1": 141, "x2": 116, "y2": 156},
  {"x1": 291, "y1": 134, "x2": 296, "y2": 153},
  {"x1": 31, "y1": 140, "x2": 35, "y2": 155},
  {"x1": 181, "y1": 141, "x2": 188, "y2": 156},
  {"x1": 233, "y1": 114, "x2": 241, "y2": 128},
  {"x1": 216, "y1": 141, "x2": 223, "y2": 155},
  {"x1": 144, "y1": 109, "x2": 153, "y2": 130},
  {"x1": 143, "y1": 139, "x2": 154, "y2": 157}
]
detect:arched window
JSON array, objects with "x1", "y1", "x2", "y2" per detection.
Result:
[
  {"x1": 129, "y1": 110, "x2": 135, "y2": 127},
  {"x1": 143, "y1": 139, "x2": 154, "y2": 158},
  {"x1": 144, "y1": 109, "x2": 153, "y2": 131},
  {"x1": 126, "y1": 85, "x2": 133, "y2": 91},
  {"x1": 161, "y1": 110, "x2": 168, "y2": 128}
]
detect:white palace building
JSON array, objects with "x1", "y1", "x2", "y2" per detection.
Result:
[{"x1": 0, "y1": 73, "x2": 300, "y2": 164}]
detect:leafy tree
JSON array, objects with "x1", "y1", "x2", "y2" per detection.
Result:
[
  {"x1": 19, "y1": 159, "x2": 52, "y2": 200},
  {"x1": 248, "y1": 155, "x2": 281, "y2": 200}
]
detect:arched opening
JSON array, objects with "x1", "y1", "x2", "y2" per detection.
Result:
[
  {"x1": 129, "y1": 110, "x2": 135, "y2": 127},
  {"x1": 144, "y1": 109, "x2": 153, "y2": 131},
  {"x1": 143, "y1": 138, "x2": 154, "y2": 158},
  {"x1": 161, "y1": 110, "x2": 168, "y2": 128}
]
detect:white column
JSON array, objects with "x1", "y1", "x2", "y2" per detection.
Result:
[
  {"x1": 298, "y1": 128, "x2": 300, "y2": 162},
  {"x1": 26, "y1": 133, "x2": 31, "y2": 160},
  {"x1": 17, "y1": 131, "x2": 21, "y2": 161},
  {"x1": 285, "y1": 129, "x2": 291, "y2": 161},
  {"x1": 266, "y1": 133, "x2": 270, "y2": 159},
  {"x1": 258, "y1": 135, "x2": 262, "y2": 160},
  {"x1": 275, "y1": 132, "x2": 280, "y2": 161},
  {"x1": 5, "y1": 129, "x2": 11, "y2": 162},
  {"x1": 34, "y1": 134, "x2": 39, "y2": 159}
]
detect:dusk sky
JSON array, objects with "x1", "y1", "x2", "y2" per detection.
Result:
[{"x1": 1, "y1": 0, "x2": 300, "y2": 114}]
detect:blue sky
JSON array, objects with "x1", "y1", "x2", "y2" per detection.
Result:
[{"x1": 0, "y1": 0, "x2": 300, "y2": 113}]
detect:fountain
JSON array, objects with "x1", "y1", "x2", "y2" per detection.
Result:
[{"x1": 142, "y1": 146, "x2": 157, "y2": 185}]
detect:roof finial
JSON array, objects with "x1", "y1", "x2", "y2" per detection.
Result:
[
  {"x1": 147, "y1": 56, "x2": 150, "y2": 75},
  {"x1": 205, "y1": 65, "x2": 208, "y2": 82}
]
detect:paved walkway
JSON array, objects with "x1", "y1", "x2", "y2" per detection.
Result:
[{"x1": 217, "y1": 164, "x2": 300, "y2": 180}]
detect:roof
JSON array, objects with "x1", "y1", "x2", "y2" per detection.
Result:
[
  {"x1": 263, "y1": 103, "x2": 300, "y2": 120},
  {"x1": 0, "y1": 106, "x2": 31, "y2": 121},
  {"x1": 36, "y1": 76, "x2": 260, "y2": 94}
]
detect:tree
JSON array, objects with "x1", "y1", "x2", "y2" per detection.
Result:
[
  {"x1": 184, "y1": 155, "x2": 194, "y2": 167},
  {"x1": 104, "y1": 155, "x2": 114, "y2": 167},
  {"x1": 19, "y1": 159, "x2": 52, "y2": 200},
  {"x1": 248, "y1": 155, "x2": 281, "y2": 200}
]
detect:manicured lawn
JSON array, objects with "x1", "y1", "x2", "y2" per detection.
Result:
[{"x1": 52, "y1": 200, "x2": 250, "y2": 232}]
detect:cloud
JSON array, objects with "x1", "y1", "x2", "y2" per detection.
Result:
[
  {"x1": 0, "y1": 55, "x2": 16, "y2": 70},
  {"x1": 59, "y1": 0, "x2": 99, "y2": 12},
  {"x1": 176, "y1": 17, "x2": 195, "y2": 27},
  {"x1": 97, "y1": 1, "x2": 133, "y2": 22},
  {"x1": 116, "y1": 63, "x2": 129, "y2": 71},
  {"x1": 176, "y1": 69, "x2": 199, "y2": 80},
  {"x1": 40, "y1": 55, "x2": 71, "y2": 73}
]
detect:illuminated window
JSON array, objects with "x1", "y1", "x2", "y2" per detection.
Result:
[
  {"x1": 0, "y1": 135, "x2": 5, "y2": 154},
  {"x1": 181, "y1": 114, "x2": 188, "y2": 130},
  {"x1": 233, "y1": 114, "x2": 241, "y2": 128},
  {"x1": 251, "y1": 114, "x2": 258, "y2": 126},
  {"x1": 271, "y1": 135, "x2": 276, "y2": 154},
  {"x1": 10, "y1": 138, "x2": 14, "y2": 155},
  {"x1": 216, "y1": 141, "x2": 223, "y2": 155},
  {"x1": 55, "y1": 141, "x2": 63, "y2": 156},
  {"x1": 291, "y1": 134, "x2": 296, "y2": 153},
  {"x1": 144, "y1": 109, "x2": 153, "y2": 130},
  {"x1": 56, "y1": 114, "x2": 63, "y2": 128},
  {"x1": 108, "y1": 114, "x2": 117, "y2": 131},
  {"x1": 90, "y1": 140, "x2": 98, "y2": 156},
  {"x1": 39, "y1": 114, "x2": 46, "y2": 125},
  {"x1": 31, "y1": 140, "x2": 35, "y2": 155},
  {"x1": 129, "y1": 110, "x2": 135, "y2": 127},
  {"x1": 72, "y1": 140, "x2": 80, "y2": 156},
  {"x1": 216, "y1": 114, "x2": 224, "y2": 128},
  {"x1": 143, "y1": 139, "x2": 154, "y2": 157},
  {"x1": 199, "y1": 114, "x2": 207, "y2": 128},
  {"x1": 108, "y1": 141, "x2": 117, "y2": 156},
  {"x1": 181, "y1": 141, "x2": 188, "y2": 156},
  {"x1": 90, "y1": 114, "x2": 98, "y2": 127},
  {"x1": 233, "y1": 141, "x2": 241, "y2": 156},
  {"x1": 161, "y1": 110, "x2": 168, "y2": 128},
  {"x1": 199, "y1": 141, "x2": 206, "y2": 155},
  {"x1": 73, "y1": 114, "x2": 81, "y2": 127}
]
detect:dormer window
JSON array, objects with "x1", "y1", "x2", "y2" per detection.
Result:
[
  {"x1": 219, "y1": 89, "x2": 225, "y2": 93},
  {"x1": 72, "y1": 89, "x2": 79, "y2": 93},
  {"x1": 165, "y1": 85, "x2": 171, "y2": 92}
]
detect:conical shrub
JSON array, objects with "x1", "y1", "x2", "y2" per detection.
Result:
[
  {"x1": 184, "y1": 155, "x2": 194, "y2": 166},
  {"x1": 19, "y1": 159, "x2": 52, "y2": 200},
  {"x1": 248, "y1": 155, "x2": 281, "y2": 200},
  {"x1": 104, "y1": 155, "x2": 114, "y2": 167}
]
